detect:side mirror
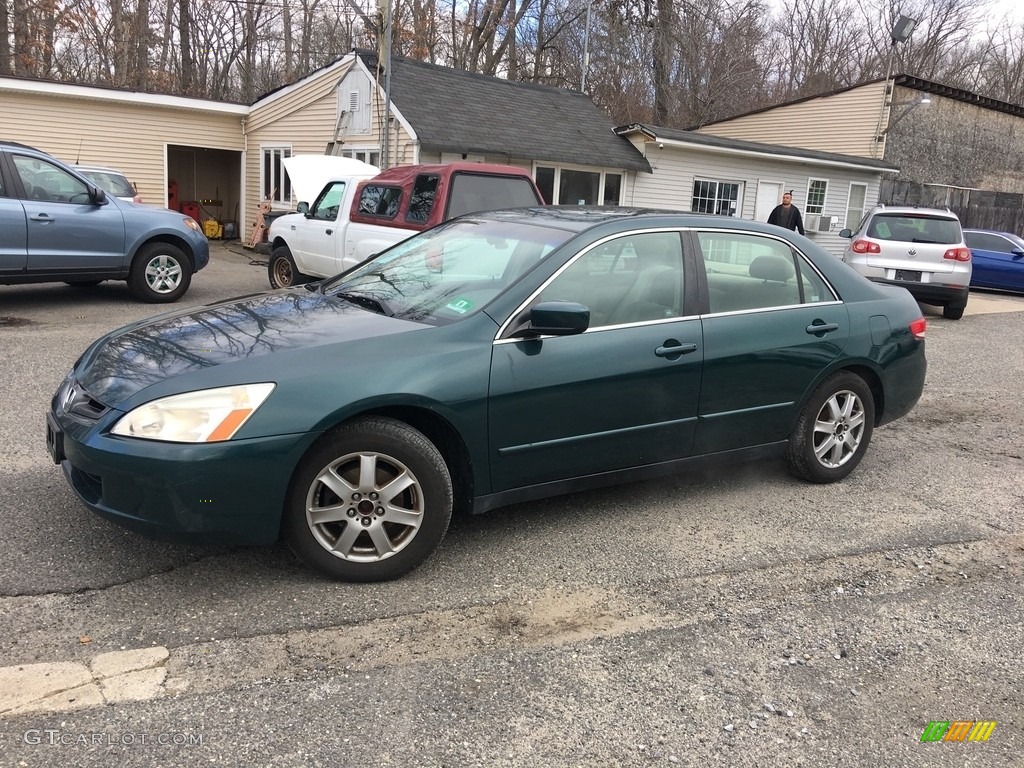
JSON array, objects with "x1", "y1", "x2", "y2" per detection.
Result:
[
  {"x1": 529, "y1": 301, "x2": 590, "y2": 336},
  {"x1": 1012, "y1": 248, "x2": 1024, "y2": 257},
  {"x1": 297, "y1": 201, "x2": 310, "y2": 215},
  {"x1": 92, "y1": 187, "x2": 108, "y2": 205},
  {"x1": 838, "y1": 228, "x2": 852, "y2": 239}
]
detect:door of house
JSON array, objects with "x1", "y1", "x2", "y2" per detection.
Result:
[{"x1": 755, "y1": 181, "x2": 784, "y2": 224}]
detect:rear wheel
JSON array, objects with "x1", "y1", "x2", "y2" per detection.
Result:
[
  {"x1": 268, "y1": 246, "x2": 308, "y2": 289},
  {"x1": 129, "y1": 243, "x2": 192, "y2": 303},
  {"x1": 283, "y1": 417, "x2": 453, "y2": 582},
  {"x1": 942, "y1": 304, "x2": 965, "y2": 320},
  {"x1": 786, "y1": 371, "x2": 875, "y2": 483}
]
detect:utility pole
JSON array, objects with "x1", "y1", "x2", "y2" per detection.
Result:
[
  {"x1": 581, "y1": 0, "x2": 592, "y2": 92},
  {"x1": 378, "y1": 0, "x2": 393, "y2": 168}
]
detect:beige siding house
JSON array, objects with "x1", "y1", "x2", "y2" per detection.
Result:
[
  {"x1": 0, "y1": 77, "x2": 246, "y2": 227},
  {"x1": 696, "y1": 74, "x2": 1024, "y2": 207},
  {"x1": 695, "y1": 81, "x2": 888, "y2": 159},
  {"x1": 616, "y1": 125, "x2": 897, "y2": 256}
]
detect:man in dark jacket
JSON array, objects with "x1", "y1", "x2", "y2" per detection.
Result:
[{"x1": 768, "y1": 191, "x2": 805, "y2": 235}]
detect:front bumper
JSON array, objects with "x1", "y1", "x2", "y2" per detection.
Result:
[{"x1": 49, "y1": 404, "x2": 317, "y2": 545}]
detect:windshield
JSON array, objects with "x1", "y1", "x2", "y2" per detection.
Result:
[{"x1": 320, "y1": 217, "x2": 572, "y2": 324}]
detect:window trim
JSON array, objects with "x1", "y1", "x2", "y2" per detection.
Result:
[
  {"x1": 341, "y1": 146, "x2": 381, "y2": 168},
  {"x1": 691, "y1": 178, "x2": 744, "y2": 217},
  {"x1": 845, "y1": 182, "x2": 868, "y2": 230},
  {"x1": 261, "y1": 145, "x2": 292, "y2": 210},
  {"x1": 805, "y1": 178, "x2": 828, "y2": 216},
  {"x1": 531, "y1": 162, "x2": 623, "y2": 206}
]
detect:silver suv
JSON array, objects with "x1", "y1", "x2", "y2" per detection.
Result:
[{"x1": 839, "y1": 206, "x2": 971, "y2": 319}]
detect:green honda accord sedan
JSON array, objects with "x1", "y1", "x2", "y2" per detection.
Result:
[{"x1": 47, "y1": 208, "x2": 927, "y2": 581}]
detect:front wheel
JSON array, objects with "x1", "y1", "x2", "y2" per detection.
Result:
[
  {"x1": 129, "y1": 243, "x2": 192, "y2": 303},
  {"x1": 268, "y1": 246, "x2": 308, "y2": 289},
  {"x1": 786, "y1": 371, "x2": 875, "y2": 483},
  {"x1": 283, "y1": 417, "x2": 453, "y2": 582}
]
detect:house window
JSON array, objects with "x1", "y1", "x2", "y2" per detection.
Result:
[
  {"x1": 560, "y1": 169, "x2": 601, "y2": 205},
  {"x1": 692, "y1": 179, "x2": 741, "y2": 217},
  {"x1": 342, "y1": 148, "x2": 381, "y2": 168},
  {"x1": 262, "y1": 146, "x2": 292, "y2": 207},
  {"x1": 536, "y1": 167, "x2": 555, "y2": 204},
  {"x1": 534, "y1": 165, "x2": 622, "y2": 206},
  {"x1": 806, "y1": 178, "x2": 828, "y2": 215},
  {"x1": 846, "y1": 183, "x2": 867, "y2": 230},
  {"x1": 603, "y1": 174, "x2": 622, "y2": 206}
]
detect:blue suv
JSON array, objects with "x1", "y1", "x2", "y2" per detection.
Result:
[{"x1": 0, "y1": 141, "x2": 209, "y2": 302}]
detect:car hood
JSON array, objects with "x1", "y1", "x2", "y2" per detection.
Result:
[
  {"x1": 283, "y1": 155, "x2": 379, "y2": 205},
  {"x1": 78, "y1": 289, "x2": 424, "y2": 406}
]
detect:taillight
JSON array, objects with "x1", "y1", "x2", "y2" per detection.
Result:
[
  {"x1": 910, "y1": 317, "x2": 927, "y2": 340},
  {"x1": 851, "y1": 239, "x2": 881, "y2": 254},
  {"x1": 943, "y1": 247, "x2": 971, "y2": 262}
]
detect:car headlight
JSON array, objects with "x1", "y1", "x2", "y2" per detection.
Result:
[
  {"x1": 111, "y1": 383, "x2": 275, "y2": 443},
  {"x1": 183, "y1": 217, "x2": 202, "y2": 233}
]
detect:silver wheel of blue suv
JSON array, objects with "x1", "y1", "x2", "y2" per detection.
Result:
[{"x1": 838, "y1": 205, "x2": 971, "y2": 320}]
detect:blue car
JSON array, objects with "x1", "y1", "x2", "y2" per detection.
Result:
[
  {"x1": 963, "y1": 229, "x2": 1024, "y2": 293},
  {"x1": 0, "y1": 141, "x2": 209, "y2": 302}
]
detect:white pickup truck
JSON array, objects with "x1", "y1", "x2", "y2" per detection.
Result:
[{"x1": 266, "y1": 157, "x2": 544, "y2": 288}]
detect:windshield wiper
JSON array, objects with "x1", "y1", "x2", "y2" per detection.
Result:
[{"x1": 332, "y1": 291, "x2": 394, "y2": 316}]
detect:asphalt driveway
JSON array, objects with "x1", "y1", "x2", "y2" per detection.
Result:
[{"x1": 0, "y1": 242, "x2": 1021, "y2": 766}]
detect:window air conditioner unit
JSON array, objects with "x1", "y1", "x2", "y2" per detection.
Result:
[
  {"x1": 817, "y1": 215, "x2": 838, "y2": 233},
  {"x1": 804, "y1": 213, "x2": 820, "y2": 232}
]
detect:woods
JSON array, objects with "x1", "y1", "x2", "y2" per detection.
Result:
[{"x1": 1, "y1": 0, "x2": 1022, "y2": 126}]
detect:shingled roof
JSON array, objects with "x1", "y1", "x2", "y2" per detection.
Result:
[{"x1": 357, "y1": 50, "x2": 650, "y2": 173}]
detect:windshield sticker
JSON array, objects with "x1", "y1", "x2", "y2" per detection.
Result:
[{"x1": 446, "y1": 297, "x2": 475, "y2": 314}]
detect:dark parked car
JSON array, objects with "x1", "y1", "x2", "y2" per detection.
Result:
[
  {"x1": 47, "y1": 209, "x2": 927, "y2": 581},
  {"x1": 0, "y1": 141, "x2": 208, "y2": 302},
  {"x1": 963, "y1": 229, "x2": 1024, "y2": 293}
]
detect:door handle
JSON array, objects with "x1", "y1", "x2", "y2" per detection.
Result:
[
  {"x1": 30, "y1": 213, "x2": 53, "y2": 222},
  {"x1": 806, "y1": 321, "x2": 839, "y2": 335},
  {"x1": 289, "y1": 224, "x2": 295, "y2": 230},
  {"x1": 326, "y1": 229, "x2": 333, "y2": 235},
  {"x1": 655, "y1": 341, "x2": 698, "y2": 359}
]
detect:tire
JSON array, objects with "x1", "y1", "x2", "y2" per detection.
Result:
[
  {"x1": 128, "y1": 243, "x2": 192, "y2": 303},
  {"x1": 283, "y1": 417, "x2": 453, "y2": 582},
  {"x1": 268, "y1": 246, "x2": 307, "y2": 289},
  {"x1": 786, "y1": 371, "x2": 875, "y2": 484},
  {"x1": 942, "y1": 304, "x2": 965, "y2": 320},
  {"x1": 65, "y1": 280, "x2": 102, "y2": 287}
]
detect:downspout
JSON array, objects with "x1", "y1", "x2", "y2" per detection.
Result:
[{"x1": 240, "y1": 115, "x2": 247, "y2": 240}]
